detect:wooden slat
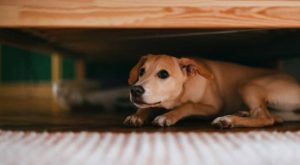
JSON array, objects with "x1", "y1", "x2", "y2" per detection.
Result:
[
  {"x1": 75, "y1": 60, "x2": 85, "y2": 81},
  {"x1": 0, "y1": 84, "x2": 52, "y2": 99},
  {"x1": 0, "y1": 0, "x2": 300, "y2": 28},
  {"x1": 0, "y1": 29, "x2": 83, "y2": 58},
  {"x1": 1, "y1": 29, "x2": 300, "y2": 63},
  {"x1": 51, "y1": 53, "x2": 61, "y2": 82}
]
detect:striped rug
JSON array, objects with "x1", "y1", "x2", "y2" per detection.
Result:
[{"x1": 0, "y1": 130, "x2": 299, "y2": 165}]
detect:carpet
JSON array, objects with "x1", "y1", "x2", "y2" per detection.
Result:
[{"x1": 0, "y1": 130, "x2": 299, "y2": 165}]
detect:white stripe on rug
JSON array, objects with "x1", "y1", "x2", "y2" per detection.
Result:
[{"x1": 0, "y1": 130, "x2": 299, "y2": 165}]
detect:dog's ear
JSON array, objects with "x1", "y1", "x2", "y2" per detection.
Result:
[
  {"x1": 179, "y1": 58, "x2": 213, "y2": 79},
  {"x1": 128, "y1": 56, "x2": 148, "y2": 85}
]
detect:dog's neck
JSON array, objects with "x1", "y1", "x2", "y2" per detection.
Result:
[
  {"x1": 180, "y1": 75, "x2": 209, "y2": 103},
  {"x1": 161, "y1": 75, "x2": 209, "y2": 109}
]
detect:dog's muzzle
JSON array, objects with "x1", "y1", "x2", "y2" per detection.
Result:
[{"x1": 130, "y1": 85, "x2": 145, "y2": 97}]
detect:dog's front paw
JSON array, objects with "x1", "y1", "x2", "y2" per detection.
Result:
[
  {"x1": 212, "y1": 115, "x2": 234, "y2": 129},
  {"x1": 152, "y1": 115, "x2": 176, "y2": 127},
  {"x1": 123, "y1": 115, "x2": 145, "y2": 127}
]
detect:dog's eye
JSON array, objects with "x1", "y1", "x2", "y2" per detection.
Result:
[
  {"x1": 139, "y1": 68, "x2": 145, "y2": 77},
  {"x1": 157, "y1": 70, "x2": 169, "y2": 79}
]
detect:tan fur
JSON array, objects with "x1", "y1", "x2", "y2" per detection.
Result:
[
  {"x1": 124, "y1": 54, "x2": 300, "y2": 128},
  {"x1": 128, "y1": 56, "x2": 148, "y2": 85}
]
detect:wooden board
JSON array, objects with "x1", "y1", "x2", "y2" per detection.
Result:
[
  {"x1": 0, "y1": 0, "x2": 300, "y2": 28},
  {"x1": 1, "y1": 28, "x2": 300, "y2": 63},
  {"x1": 0, "y1": 98, "x2": 300, "y2": 132},
  {"x1": 0, "y1": 84, "x2": 52, "y2": 99}
]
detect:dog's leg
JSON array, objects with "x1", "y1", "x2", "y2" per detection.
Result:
[
  {"x1": 124, "y1": 108, "x2": 151, "y2": 127},
  {"x1": 212, "y1": 114, "x2": 283, "y2": 129},
  {"x1": 212, "y1": 83, "x2": 282, "y2": 128},
  {"x1": 233, "y1": 111, "x2": 250, "y2": 117},
  {"x1": 153, "y1": 103, "x2": 218, "y2": 127}
]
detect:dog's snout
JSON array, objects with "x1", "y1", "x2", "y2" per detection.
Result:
[{"x1": 131, "y1": 85, "x2": 145, "y2": 97}]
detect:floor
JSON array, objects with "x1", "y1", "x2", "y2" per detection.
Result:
[{"x1": 0, "y1": 98, "x2": 300, "y2": 133}]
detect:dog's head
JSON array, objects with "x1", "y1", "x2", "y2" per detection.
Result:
[{"x1": 128, "y1": 54, "x2": 213, "y2": 109}]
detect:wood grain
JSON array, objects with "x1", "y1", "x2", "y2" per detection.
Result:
[{"x1": 0, "y1": 0, "x2": 300, "y2": 28}]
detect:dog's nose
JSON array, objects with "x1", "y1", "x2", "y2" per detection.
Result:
[{"x1": 131, "y1": 85, "x2": 145, "y2": 97}]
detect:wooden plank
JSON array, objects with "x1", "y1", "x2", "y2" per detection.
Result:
[
  {"x1": 51, "y1": 53, "x2": 64, "y2": 113},
  {"x1": 0, "y1": 29, "x2": 83, "y2": 58},
  {"x1": 51, "y1": 53, "x2": 61, "y2": 82},
  {"x1": 0, "y1": 101, "x2": 299, "y2": 131},
  {"x1": 0, "y1": 0, "x2": 300, "y2": 28},
  {"x1": 0, "y1": 84, "x2": 52, "y2": 99},
  {"x1": 1, "y1": 28, "x2": 300, "y2": 63},
  {"x1": 75, "y1": 60, "x2": 85, "y2": 81}
]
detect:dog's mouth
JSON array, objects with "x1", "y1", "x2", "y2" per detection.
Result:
[{"x1": 132, "y1": 97, "x2": 161, "y2": 106}]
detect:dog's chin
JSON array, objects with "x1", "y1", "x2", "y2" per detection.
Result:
[
  {"x1": 130, "y1": 94, "x2": 161, "y2": 108},
  {"x1": 132, "y1": 100, "x2": 161, "y2": 108}
]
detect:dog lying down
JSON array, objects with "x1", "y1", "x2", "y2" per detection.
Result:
[{"x1": 124, "y1": 54, "x2": 300, "y2": 128}]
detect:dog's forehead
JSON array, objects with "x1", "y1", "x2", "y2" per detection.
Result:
[{"x1": 144, "y1": 55, "x2": 179, "y2": 70}]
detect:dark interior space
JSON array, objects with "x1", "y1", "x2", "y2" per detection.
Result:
[
  {"x1": 0, "y1": 28, "x2": 300, "y2": 132},
  {"x1": 2, "y1": 28, "x2": 300, "y2": 62}
]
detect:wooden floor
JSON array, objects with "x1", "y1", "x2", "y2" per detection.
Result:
[{"x1": 0, "y1": 98, "x2": 300, "y2": 133}]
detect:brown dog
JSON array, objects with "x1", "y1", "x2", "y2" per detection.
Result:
[{"x1": 124, "y1": 54, "x2": 300, "y2": 128}]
